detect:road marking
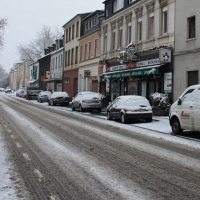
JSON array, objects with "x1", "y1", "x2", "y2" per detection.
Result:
[
  {"x1": 11, "y1": 135, "x2": 15, "y2": 139},
  {"x1": 49, "y1": 195, "x2": 60, "y2": 200},
  {"x1": 16, "y1": 143, "x2": 21, "y2": 148},
  {"x1": 34, "y1": 169, "x2": 44, "y2": 182},
  {"x1": 22, "y1": 153, "x2": 31, "y2": 161}
]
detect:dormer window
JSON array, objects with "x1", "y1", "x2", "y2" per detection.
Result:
[
  {"x1": 113, "y1": 0, "x2": 124, "y2": 13},
  {"x1": 129, "y1": 0, "x2": 136, "y2": 4},
  {"x1": 106, "y1": 5, "x2": 109, "y2": 17}
]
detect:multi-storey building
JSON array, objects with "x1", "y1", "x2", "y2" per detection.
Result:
[
  {"x1": 174, "y1": 0, "x2": 200, "y2": 101},
  {"x1": 27, "y1": 61, "x2": 39, "y2": 87},
  {"x1": 62, "y1": 13, "x2": 90, "y2": 97},
  {"x1": 78, "y1": 10, "x2": 104, "y2": 92},
  {"x1": 99, "y1": 0, "x2": 175, "y2": 102},
  {"x1": 44, "y1": 39, "x2": 64, "y2": 92}
]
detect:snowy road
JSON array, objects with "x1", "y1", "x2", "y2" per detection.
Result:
[{"x1": 1, "y1": 93, "x2": 200, "y2": 200}]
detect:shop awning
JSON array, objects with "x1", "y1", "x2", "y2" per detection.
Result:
[{"x1": 102, "y1": 65, "x2": 161, "y2": 80}]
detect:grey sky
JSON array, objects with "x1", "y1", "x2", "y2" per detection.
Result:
[{"x1": 0, "y1": 0, "x2": 104, "y2": 72}]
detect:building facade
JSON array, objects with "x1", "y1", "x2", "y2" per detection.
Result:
[
  {"x1": 79, "y1": 10, "x2": 104, "y2": 93},
  {"x1": 100, "y1": 0, "x2": 175, "y2": 102},
  {"x1": 45, "y1": 39, "x2": 64, "y2": 92},
  {"x1": 174, "y1": 0, "x2": 200, "y2": 101},
  {"x1": 63, "y1": 13, "x2": 90, "y2": 97}
]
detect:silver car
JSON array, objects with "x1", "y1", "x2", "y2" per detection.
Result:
[{"x1": 71, "y1": 92, "x2": 102, "y2": 112}]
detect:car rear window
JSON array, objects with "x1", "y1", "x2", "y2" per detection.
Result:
[
  {"x1": 82, "y1": 93, "x2": 100, "y2": 99},
  {"x1": 125, "y1": 98, "x2": 150, "y2": 106},
  {"x1": 51, "y1": 92, "x2": 69, "y2": 97}
]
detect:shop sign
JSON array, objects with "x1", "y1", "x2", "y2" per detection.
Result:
[
  {"x1": 164, "y1": 72, "x2": 172, "y2": 93},
  {"x1": 46, "y1": 71, "x2": 50, "y2": 79},
  {"x1": 32, "y1": 66, "x2": 37, "y2": 80},
  {"x1": 159, "y1": 49, "x2": 171, "y2": 63},
  {"x1": 136, "y1": 59, "x2": 160, "y2": 67},
  {"x1": 84, "y1": 70, "x2": 91, "y2": 77},
  {"x1": 110, "y1": 64, "x2": 127, "y2": 71},
  {"x1": 103, "y1": 67, "x2": 159, "y2": 80}
]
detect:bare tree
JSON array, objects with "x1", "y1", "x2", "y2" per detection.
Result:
[
  {"x1": 0, "y1": 18, "x2": 8, "y2": 50},
  {"x1": 0, "y1": 64, "x2": 9, "y2": 87},
  {"x1": 17, "y1": 25, "x2": 63, "y2": 62}
]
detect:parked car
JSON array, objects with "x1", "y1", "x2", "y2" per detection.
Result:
[
  {"x1": 16, "y1": 87, "x2": 27, "y2": 97},
  {"x1": 48, "y1": 92, "x2": 71, "y2": 106},
  {"x1": 5, "y1": 88, "x2": 12, "y2": 93},
  {"x1": 0, "y1": 88, "x2": 5, "y2": 92},
  {"x1": 71, "y1": 92, "x2": 103, "y2": 112},
  {"x1": 106, "y1": 95, "x2": 153, "y2": 123},
  {"x1": 25, "y1": 86, "x2": 42, "y2": 100},
  {"x1": 37, "y1": 91, "x2": 51, "y2": 103},
  {"x1": 169, "y1": 84, "x2": 200, "y2": 135}
]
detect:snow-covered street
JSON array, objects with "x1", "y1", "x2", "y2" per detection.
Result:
[{"x1": 1, "y1": 92, "x2": 200, "y2": 199}]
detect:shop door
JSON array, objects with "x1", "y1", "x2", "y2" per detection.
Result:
[
  {"x1": 111, "y1": 80, "x2": 120, "y2": 101},
  {"x1": 92, "y1": 80, "x2": 98, "y2": 92}
]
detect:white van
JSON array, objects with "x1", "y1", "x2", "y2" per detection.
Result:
[{"x1": 169, "y1": 84, "x2": 200, "y2": 135}]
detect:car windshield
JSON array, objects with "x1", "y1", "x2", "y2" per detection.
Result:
[
  {"x1": 51, "y1": 92, "x2": 69, "y2": 97},
  {"x1": 82, "y1": 93, "x2": 100, "y2": 99}
]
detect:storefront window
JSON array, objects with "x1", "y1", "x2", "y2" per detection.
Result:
[
  {"x1": 121, "y1": 81, "x2": 125, "y2": 95},
  {"x1": 111, "y1": 80, "x2": 120, "y2": 101},
  {"x1": 127, "y1": 81, "x2": 138, "y2": 95}
]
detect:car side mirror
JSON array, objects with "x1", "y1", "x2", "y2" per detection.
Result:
[
  {"x1": 109, "y1": 102, "x2": 112, "y2": 105},
  {"x1": 177, "y1": 98, "x2": 182, "y2": 105}
]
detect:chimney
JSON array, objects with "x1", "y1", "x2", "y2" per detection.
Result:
[
  {"x1": 44, "y1": 48, "x2": 49, "y2": 55},
  {"x1": 48, "y1": 46, "x2": 54, "y2": 53},
  {"x1": 53, "y1": 43, "x2": 56, "y2": 51},
  {"x1": 59, "y1": 39, "x2": 63, "y2": 48}
]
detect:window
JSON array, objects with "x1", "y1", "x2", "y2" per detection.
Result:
[
  {"x1": 80, "y1": 46, "x2": 83, "y2": 61},
  {"x1": 65, "y1": 51, "x2": 68, "y2": 66},
  {"x1": 188, "y1": 16, "x2": 195, "y2": 39},
  {"x1": 113, "y1": 0, "x2": 124, "y2": 13},
  {"x1": 118, "y1": 26, "x2": 122, "y2": 48},
  {"x1": 111, "y1": 29, "x2": 116, "y2": 49},
  {"x1": 148, "y1": 12, "x2": 154, "y2": 39},
  {"x1": 69, "y1": 27, "x2": 71, "y2": 41},
  {"x1": 76, "y1": 21, "x2": 79, "y2": 37},
  {"x1": 94, "y1": 39, "x2": 98, "y2": 56},
  {"x1": 89, "y1": 42, "x2": 92, "y2": 58},
  {"x1": 103, "y1": 33, "x2": 107, "y2": 52},
  {"x1": 129, "y1": 0, "x2": 136, "y2": 3},
  {"x1": 56, "y1": 57, "x2": 57, "y2": 69},
  {"x1": 65, "y1": 29, "x2": 68, "y2": 43},
  {"x1": 106, "y1": 5, "x2": 109, "y2": 17},
  {"x1": 137, "y1": 18, "x2": 142, "y2": 41},
  {"x1": 84, "y1": 44, "x2": 87, "y2": 60},
  {"x1": 71, "y1": 48, "x2": 74, "y2": 65},
  {"x1": 68, "y1": 50, "x2": 70, "y2": 66},
  {"x1": 127, "y1": 22, "x2": 131, "y2": 45},
  {"x1": 72, "y1": 24, "x2": 74, "y2": 39},
  {"x1": 75, "y1": 46, "x2": 78, "y2": 64},
  {"x1": 162, "y1": 6, "x2": 168, "y2": 34},
  {"x1": 65, "y1": 78, "x2": 70, "y2": 83},
  {"x1": 91, "y1": 19, "x2": 93, "y2": 27},
  {"x1": 61, "y1": 54, "x2": 63, "y2": 67},
  {"x1": 188, "y1": 71, "x2": 198, "y2": 87},
  {"x1": 85, "y1": 22, "x2": 87, "y2": 31}
]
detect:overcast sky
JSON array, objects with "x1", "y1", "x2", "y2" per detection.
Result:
[{"x1": 0, "y1": 0, "x2": 104, "y2": 72}]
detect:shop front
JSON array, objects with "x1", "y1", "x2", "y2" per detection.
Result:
[{"x1": 100, "y1": 49, "x2": 173, "y2": 103}]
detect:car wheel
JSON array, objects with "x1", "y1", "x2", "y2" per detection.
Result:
[
  {"x1": 50, "y1": 100, "x2": 54, "y2": 106},
  {"x1": 146, "y1": 118, "x2": 152, "y2": 122},
  {"x1": 121, "y1": 113, "x2": 126, "y2": 123},
  {"x1": 72, "y1": 104, "x2": 75, "y2": 111},
  {"x1": 79, "y1": 105, "x2": 84, "y2": 112},
  {"x1": 107, "y1": 111, "x2": 112, "y2": 120},
  {"x1": 98, "y1": 108, "x2": 102, "y2": 113},
  {"x1": 48, "y1": 101, "x2": 51, "y2": 105},
  {"x1": 171, "y1": 118, "x2": 183, "y2": 135}
]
